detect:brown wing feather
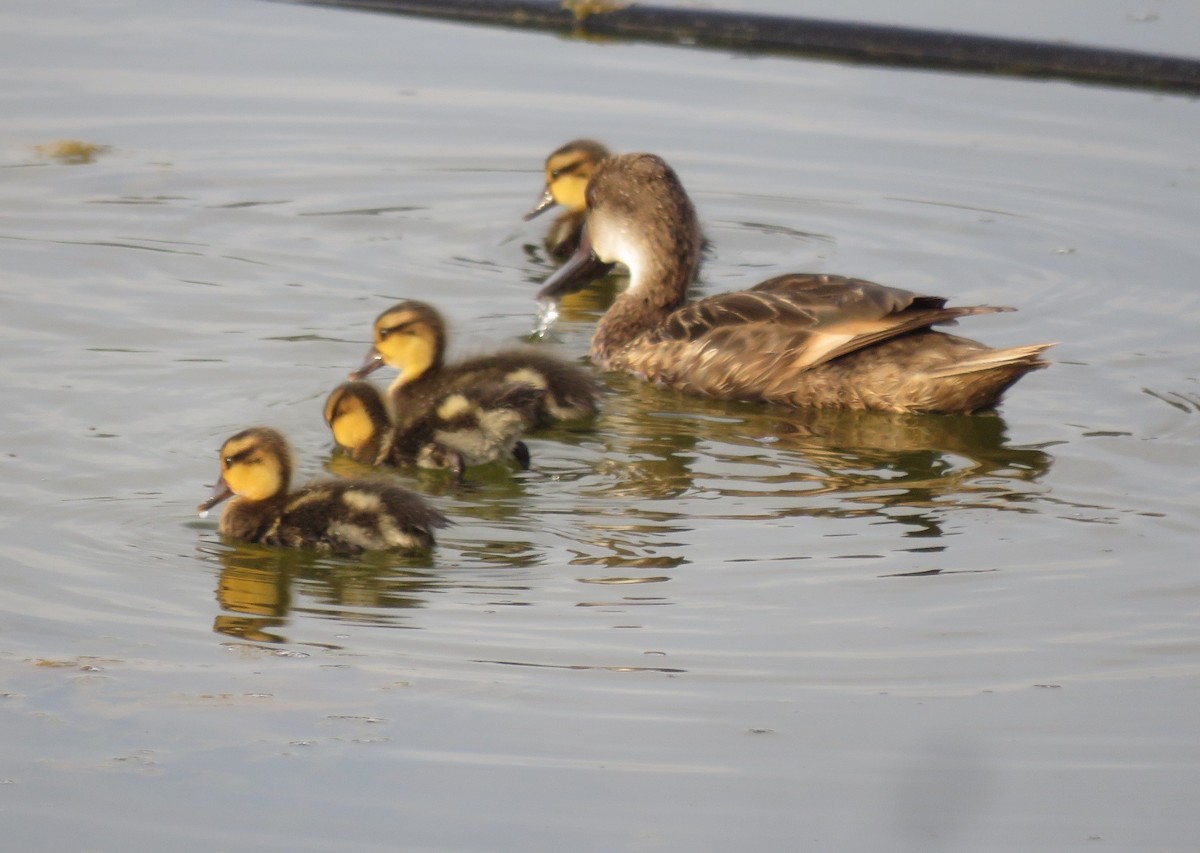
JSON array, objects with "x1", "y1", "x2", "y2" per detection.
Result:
[
  {"x1": 646, "y1": 275, "x2": 1011, "y2": 369},
  {"x1": 653, "y1": 275, "x2": 936, "y2": 344},
  {"x1": 617, "y1": 276, "x2": 1019, "y2": 402},
  {"x1": 748, "y1": 274, "x2": 944, "y2": 322}
]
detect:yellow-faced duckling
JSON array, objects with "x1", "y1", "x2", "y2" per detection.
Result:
[
  {"x1": 350, "y1": 300, "x2": 603, "y2": 427},
  {"x1": 524, "y1": 138, "x2": 611, "y2": 259},
  {"x1": 324, "y1": 380, "x2": 543, "y2": 478},
  {"x1": 197, "y1": 426, "x2": 447, "y2": 554},
  {"x1": 537, "y1": 152, "x2": 1055, "y2": 414}
]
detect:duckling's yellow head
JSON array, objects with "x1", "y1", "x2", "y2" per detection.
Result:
[
  {"x1": 197, "y1": 427, "x2": 292, "y2": 515},
  {"x1": 524, "y1": 138, "x2": 611, "y2": 220},
  {"x1": 349, "y1": 300, "x2": 445, "y2": 386},
  {"x1": 324, "y1": 381, "x2": 390, "y2": 452}
]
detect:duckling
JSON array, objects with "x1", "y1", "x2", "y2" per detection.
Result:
[
  {"x1": 197, "y1": 426, "x2": 447, "y2": 554},
  {"x1": 537, "y1": 152, "x2": 1054, "y2": 415},
  {"x1": 323, "y1": 380, "x2": 543, "y2": 478},
  {"x1": 524, "y1": 138, "x2": 611, "y2": 259},
  {"x1": 349, "y1": 299, "x2": 603, "y2": 428}
]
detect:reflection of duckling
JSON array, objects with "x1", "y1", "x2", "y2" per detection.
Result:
[
  {"x1": 524, "y1": 138, "x2": 611, "y2": 259},
  {"x1": 350, "y1": 299, "x2": 603, "y2": 427},
  {"x1": 197, "y1": 427, "x2": 447, "y2": 554},
  {"x1": 539, "y1": 153, "x2": 1054, "y2": 414},
  {"x1": 323, "y1": 380, "x2": 543, "y2": 478}
]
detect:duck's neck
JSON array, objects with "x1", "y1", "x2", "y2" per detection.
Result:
[{"x1": 591, "y1": 237, "x2": 697, "y2": 370}]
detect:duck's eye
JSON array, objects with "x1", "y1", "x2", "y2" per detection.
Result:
[
  {"x1": 550, "y1": 168, "x2": 562, "y2": 180},
  {"x1": 223, "y1": 456, "x2": 233, "y2": 467}
]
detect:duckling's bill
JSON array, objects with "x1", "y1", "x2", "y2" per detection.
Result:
[
  {"x1": 350, "y1": 346, "x2": 385, "y2": 380},
  {"x1": 197, "y1": 477, "x2": 233, "y2": 517},
  {"x1": 524, "y1": 187, "x2": 557, "y2": 221}
]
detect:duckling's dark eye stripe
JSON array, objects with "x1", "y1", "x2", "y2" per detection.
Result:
[
  {"x1": 380, "y1": 319, "x2": 419, "y2": 339},
  {"x1": 224, "y1": 448, "x2": 255, "y2": 467},
  {"x1": 551, "y1": 160, "x2": 585, "y2": 180}
]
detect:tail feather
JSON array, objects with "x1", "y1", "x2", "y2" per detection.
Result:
[
  {"x1": 804, "y1": 305, "x2": 1018, "y2": 371},
  {"x1": 923, "y1": 342, "x2": 1057, "y2": 380}
]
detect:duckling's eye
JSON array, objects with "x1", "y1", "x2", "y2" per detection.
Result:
[
  {"x1": 224, "y1": 448, "x2": 254, "y2": 468},
  {"x1": 551, "y1": 161, "x2": 583, "y2": 181},
  {"x1": 380, "y1": 324, "x2": 415, "y2": 340}
]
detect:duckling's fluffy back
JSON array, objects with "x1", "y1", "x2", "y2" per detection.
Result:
[
  {"x1": 391, "y1": 381, "x2": 545, "y2": 470},
  {"x1": 224, "y1": 478, "x2": 447, "y2": 554},
  {"x1": 398, "y1": 348, "x2": 604, "y2": 429}
]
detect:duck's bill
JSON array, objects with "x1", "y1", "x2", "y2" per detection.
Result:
[
  {"x1": 197, "y1": 478, "x2": 233, "y2": 516},
  {"x1": 536, "y1": 231, "x2": 615, "y2": 300},
  {"x1": 349, "y1": 347, "x2": 384, "y2": 380},
  {"x1": 523, "y1": 187, "x2": 556, "y2": 221}
]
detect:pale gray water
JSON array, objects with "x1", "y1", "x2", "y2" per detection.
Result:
[{"x1": 1, "y1": 0, "x2": 1199, "y2": 850}]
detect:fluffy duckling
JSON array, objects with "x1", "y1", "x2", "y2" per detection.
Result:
[
  {"x1": 350, "y1": 299, "x2": 603, "y2": 427},
  {"x1": 524, "y1": 138, "x2": 611, "y2": 259},
  {"x1": 324, "y1": 380, "x2": 543, "y2": 478},
  {"x1": 197, "y1": 426, "x2": 447, "y2": 554},
  {"x1": 538, "y1": 153, "x2": 1054, "y2": 415}
]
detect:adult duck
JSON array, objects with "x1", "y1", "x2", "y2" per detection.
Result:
[{"x1": 537, "y1": 152, "x2": 1053, "y2": 414}]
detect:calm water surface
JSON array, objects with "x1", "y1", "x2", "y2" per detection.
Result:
[{"x1": 2, "y1": 0, "x2": 1199, "y2": 850}]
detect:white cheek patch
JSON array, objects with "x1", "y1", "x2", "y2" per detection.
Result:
[{"x1": 594, "y1": 230, "x2": 643, "y2": 292}]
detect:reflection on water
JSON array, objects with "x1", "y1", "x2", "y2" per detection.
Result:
[
  {"x1": 207, "y1": 542, "x2": 443, "y2": 642},
  {"x1": 558, "y1": 378, "x2": 1053, "y2": 565},
  {"x1": 207, "y1": 371, "x2": 1053, "y2": 632}
]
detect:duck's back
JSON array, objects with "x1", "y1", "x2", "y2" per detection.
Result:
[{"x1": 607, "y1": 274, "x2": 1052, "y2": 414}]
